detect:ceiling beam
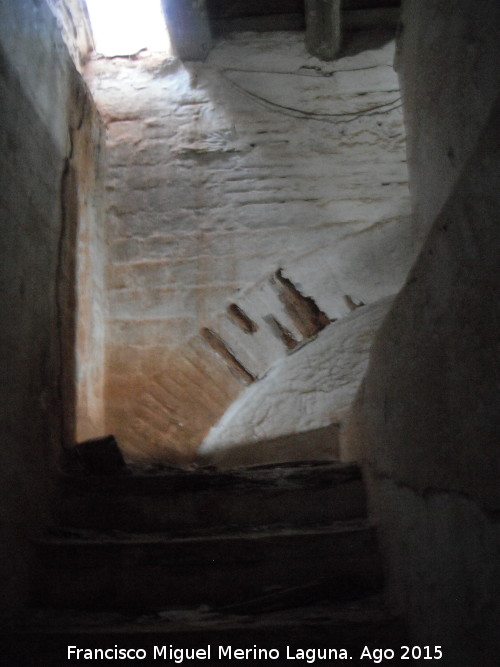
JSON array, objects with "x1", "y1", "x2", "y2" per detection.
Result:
[
  {"x1": 161, "y1": 0, "x2": 212, "y2": 61},
  {"x1": 305, "y1": 0, "x2": 341, "y2": 61}
]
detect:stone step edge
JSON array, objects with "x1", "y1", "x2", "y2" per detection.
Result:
[
  {"x1": 37, "y1": 519, "x2": 376, "y2": 546},
  {"x1": 57, "y1": 460, "x2": 362, "y2": 488},
  {"x1": 8, "y1": 595, "x2": 400, "y2": 635}
]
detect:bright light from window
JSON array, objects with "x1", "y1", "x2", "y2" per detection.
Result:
[{"x1": 86, "y1": 0, "x2": 171, "y2": 56}]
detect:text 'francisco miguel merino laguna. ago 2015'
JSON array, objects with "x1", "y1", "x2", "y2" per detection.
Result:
[{"x1": 67, "y1": 644, "x2": 444, "y2": 663}]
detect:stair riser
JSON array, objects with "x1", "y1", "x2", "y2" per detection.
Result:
[
  {"x1": 57, "y1": 479, "x2": 366, "y2": 533},
  {"x1": 33, "y1": 528, "x2": 382, "y2": 611}
]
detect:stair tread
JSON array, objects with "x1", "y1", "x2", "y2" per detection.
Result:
[
  {"x1": 11, "y1": 595, "x2": 401, "y2": 634},
  {"x1": 34, "y1": 460, "x2": 383, "y2": 615},
  {"x1": 38, "y1": 518, "x2": 375, "y2": 546},
  {"x1": 56, "y1": 460, "x2": 367, "y2": 533},
  {"x1": 4, "y1": 599, "x2": 409, "y2": 667},
  {"x1": 58, "y1": 460, "x2": 362, "y2": 494}
]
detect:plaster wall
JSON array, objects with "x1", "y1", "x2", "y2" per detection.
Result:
[
  {"x1": 0, "y1": 0, "x2": 104, "y2": 618},
  {"x1": 397, "y1": 0, "x2": 500, "y2": 237},
  {"x1": 87, "y1": 30, "x2": 415, "y2": 461},
  {"x1": 72, "y1": 88, "x2": 107, "y2": 442},
  {"x1": 345, "y1": 1, "x2": 500, "y2": 661}
]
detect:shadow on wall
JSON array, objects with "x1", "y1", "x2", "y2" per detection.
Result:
[{"x1": 343, "y1": 92, "x2": 500, "y2": 665}]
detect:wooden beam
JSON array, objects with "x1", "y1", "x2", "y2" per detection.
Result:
[
  {"x1": 211, "y1": 14, "x2": 305, "y2": 36},
  {"x1": 305, "y1": 0, "x2": 341, "y2": 61},
  {"x1": 206, "y1": 0, "x2": 305, "y2": 19},
  {"x1": 161, "y1": 0, "x2": 212, "y2": 61}
]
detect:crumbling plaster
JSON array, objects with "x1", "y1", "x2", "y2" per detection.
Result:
[{"x1": 200, "y1": 296, "x2": 393, "y2": 466}]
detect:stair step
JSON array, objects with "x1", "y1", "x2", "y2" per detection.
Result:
[
  {"x1": 4, "y1": 597, "x2": 408, "y2": 666},
  {"x1": 32, "y1": 520, "x2": 382, "y2": 611},
  {"x1": 57, "y1": 461, "x2": 367, "y2": 533}
]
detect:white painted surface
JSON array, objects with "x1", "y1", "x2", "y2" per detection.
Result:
[{"x1": 199, "y1": 296, "x2": 393, "y2": 459}]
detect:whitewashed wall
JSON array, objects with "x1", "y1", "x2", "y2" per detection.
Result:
[{"x1": 86, "y1": 31, "x2": 414, "y2": 461}]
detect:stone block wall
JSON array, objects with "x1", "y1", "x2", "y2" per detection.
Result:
[{"x1": 86, "y1": 29, "x2": 415, "y2": 462}]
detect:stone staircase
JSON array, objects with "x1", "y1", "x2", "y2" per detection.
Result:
[{"x1": 4, "y1": 461, "x2": 408, "y2": 665}]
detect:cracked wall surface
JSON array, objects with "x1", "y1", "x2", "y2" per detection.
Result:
[{"x1": 85, "y1": 28, "x2": 416, "y2": 461}]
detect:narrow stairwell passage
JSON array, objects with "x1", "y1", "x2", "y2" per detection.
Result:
[{"x1": 4, "y1": 461, "x2": 408, "y2": 665}]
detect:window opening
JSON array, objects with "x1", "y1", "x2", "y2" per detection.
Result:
[{"x1": 86, "y1": 0, "x2": 171, "y2": 56}]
